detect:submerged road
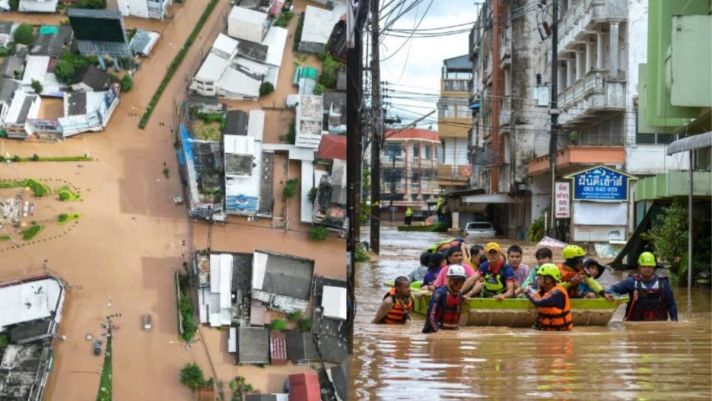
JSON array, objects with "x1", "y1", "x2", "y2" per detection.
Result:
[{"x1": 350, "y1": 226, "x2": 712, "y2": 400}]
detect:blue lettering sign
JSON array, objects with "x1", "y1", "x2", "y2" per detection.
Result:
[{"x1": 570, "y1": 166, "x2": 628, "y2": 201}]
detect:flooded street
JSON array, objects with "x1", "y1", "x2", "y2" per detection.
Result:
[{"x1": 351, "y1": 227, "x2": 712, "y2": 400}]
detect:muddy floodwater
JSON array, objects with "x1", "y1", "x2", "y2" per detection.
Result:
[{"x1": 351, "y1": 227, "x2": 712, "y2": 400}]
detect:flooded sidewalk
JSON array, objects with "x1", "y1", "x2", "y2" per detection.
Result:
[{"x1": 350, "y1": 227, "x2": 712, "y2": 400}]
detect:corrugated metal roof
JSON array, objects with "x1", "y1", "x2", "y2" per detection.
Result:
[
  {"x1": 443, "y1": 54, "x2": 472, "y2": 70},
  {"x1": 270, "y1": 331, "x2": 288, "y2": 365}
]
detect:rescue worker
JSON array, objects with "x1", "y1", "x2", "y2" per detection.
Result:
[
  {"x1": 435, "y1": 196, "x2": 444, "y2": 222},
  {"x1": 559, "y1": 244, "x2": 614, "y2": 301},
  {"x1": 523, "y1": 264, "x2": 573, "y2": 331},
  {"x1": 373, "y1": 276, "x2": 414, "y2": 324},
  {"x1": 464, "y1": 242, "x2": 516, "y2": 300},
  {"x1": 606, "y1": 252, "x2": 678, "y2": 321},
  {"x1": 422, "y1": 265, "x2": 466, "y2": 333},
  {"x1": 405, "y1": 207, "x2": 414, "y2": 225}
]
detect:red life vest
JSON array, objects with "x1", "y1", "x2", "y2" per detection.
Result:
[
  {"x1": 625, "y1": 274, "x2": 669, "y2": 321},
  {"x1": 432, "y1": 287, "x2": 462, "y2": 330},
  {"x1": 382, "y1": 288, "x2": 413, "y2": 324},
  {"x1": 536, "y1": 284, "x2": 573, "y2": 331}
]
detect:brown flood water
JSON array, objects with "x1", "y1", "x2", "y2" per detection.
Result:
[{"x1": 351, "y1": 227, "x2": 712, "y2": 400}]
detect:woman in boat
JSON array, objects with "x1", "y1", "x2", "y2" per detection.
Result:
[
  {"x1": 606, "y1": 252, "x2": 678, "y2": 321},
  {"x1": 422, "y1": 265, "x2": 467, "y2": 333},
  {"x1": 373, "y1": 276, "x2": 414, "y2": 324},
  {"x1": 464, "y1": 242, "x2": 516, "y2": 300},
  {"x1": 559, "y1": 245, "x2": 614, "y2": 301},
  {"x1": 523, "y1": 264, "x2": 574, "y2": 331}
]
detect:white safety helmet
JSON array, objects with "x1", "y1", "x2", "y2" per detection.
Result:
[{"x1": 447, "y1": 264, "x2": 467, "y2": 279}]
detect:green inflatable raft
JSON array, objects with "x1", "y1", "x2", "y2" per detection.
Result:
[{"x1": 383, "y1": 281, "x2": 627, "y2": 327}]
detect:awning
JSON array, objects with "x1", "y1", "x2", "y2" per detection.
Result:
[
  {"x1": 462, "y1": 193, "x2": 524, "y2": 204},
  {"x1": 667, "y1": 131, "x2": 712, "y2": 155}
]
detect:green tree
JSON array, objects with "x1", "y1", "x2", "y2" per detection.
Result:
[
  {"x1": 259, "y1": 82, "x2": 274, "y2": 97},
  {"x1": 308, "y1": 187, "x2": 318, "y2": 203},
  {"x1": 282, "y1": 178, "x2": 298, "y2": 198},
  {"x1": 270, "y1": 319, "x2": 287, "y2": 331},
  {"x1": 54, "y1": 60, "x2": 76, "y2": 83},
  {"x1": 31, "y1": 80, "x2": 43, "y2": 94},
  {"x1": 14, "y1": 24, "x2": 34, "y2": 46},
  {"x1": 308, "y1": 225, "x2": 328, "y2": 241},
  {"x1": 74, "y1": 0, "x2": 107, "y2": 8},
  {"x1": 120, "y1": 75, "x2": 133, "y2": 92},
  {"x1": 642, "y1": 200, "x2": 689, "y2": 281},
  {"x1": 179, "y1": 363, "x2": 206, "y2": 390},
  {"x1": 313, "y1": 83, "x2": 325, "y2": 95}
]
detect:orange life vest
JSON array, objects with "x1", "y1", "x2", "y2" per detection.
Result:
[
  {"x1": 537, "y1": 284, "x2": 573, "y2": 331},
  {"x1": 383, "y1": 288, "x2": 413, "y2": 324},
  {"x1": 558, "y1": 263, "x2": 582, "y2": 298}
]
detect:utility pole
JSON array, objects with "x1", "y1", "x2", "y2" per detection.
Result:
[
  {"x1": 548, "y1": 0, "x2": 559, "y2": 238},
  {"x1": 369, "y1": 0, "x2": 381, "y2": 254},
  {"x1": 346, "y1": 0, "x2": 367, "y2": 356}
]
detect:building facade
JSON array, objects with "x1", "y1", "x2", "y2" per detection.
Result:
[
  {"x1": 437, "y1": 55, "x2": 472, "y2": 191},
  {"x1": 381, "y1": 128, "x2": 441, "y2": 212}
]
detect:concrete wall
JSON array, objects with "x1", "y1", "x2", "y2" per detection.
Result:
[{"x1": 626, "y1": 144, "x2": 690, "y2": 175}]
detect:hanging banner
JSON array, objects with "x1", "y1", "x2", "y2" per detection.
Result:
[{"x1": 555, "y1": 181, "x2": 570, "y2": 218}]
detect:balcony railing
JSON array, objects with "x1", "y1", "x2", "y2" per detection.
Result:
[
  {"x1": 557, "y1": 70, "x2": 625, "y2": 125},
  {"x1": 559, "y1": 0, "x2": 627, "y2": 53},
  {"x1": 442, "y1": 79, "x2": 472, "y2": 93}
]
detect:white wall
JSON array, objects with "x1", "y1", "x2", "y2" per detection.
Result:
[
  {"x1": 626, "y1": 145, "x2": 690, "y2": 175},
  {"x1": 530, "y1": 174, "x2": 550, "y2": 225},
  {"x1": 442, "y1": 137, "x2": 468, "y2": 166},
  {"x1": 117, "y1": 0, "x2": 149, "y2": 18}
]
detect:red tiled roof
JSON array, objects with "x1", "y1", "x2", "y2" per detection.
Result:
[
  {"x1": 317, "y1": 134, "x2": 347, "y2": 160},
  {"x1": 288, "y1": 373, "x2": 321, "y2": 401},
  {"x1": 385, "y1": 128, "x2": 440, "y2": 142}
]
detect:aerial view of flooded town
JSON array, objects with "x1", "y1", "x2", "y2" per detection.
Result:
[
  {"x1": 1, "y1": 0, "x2": 711, "y2": 400},
  {"x1": 0, "y1": 0, "x2": 348, "y2": 400}
]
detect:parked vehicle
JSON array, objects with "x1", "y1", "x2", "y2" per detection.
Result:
[
  {"x1": 173, "y1": 194, "x2": 184, "y2": 204},
  {"x1": 143, "y1": 314, "x2": 152, "y2": 331},
  {"x1": 92, "y1": 339, "x2": 102, "y2": 356},
  {"x1": 464, "y1": 221, "x2": 496, "y2": 238}
]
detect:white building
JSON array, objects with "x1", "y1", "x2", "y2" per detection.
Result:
[
  {"x1": 224, "y1": 110, "x2": 265, "y2": 216},
  {"x1": 117, "y1": 0, "x2": 172, "y2": 19},
  {"x1": 227, "y1": 6, "x2": 269, "y2": 43},
  {"x1": 3, "y1": 91, "x2": 40, "y2": 139},
  {"x1": 21, "y1": 55, "x2": 50, "y2": 92},
  {"x1": 18, "y1": 0, "x2": 57, "y2": 13},
  {"x1": 294, "y1": 95, "x2": 324, "y2": 149},
  {"x1": 298, "y1": 5, "x2": 339, "y2": 54}
]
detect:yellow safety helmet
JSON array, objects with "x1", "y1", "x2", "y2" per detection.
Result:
[
  {"x1": 562, "y1": 245, "x2": 586, "y2": 261},
  {"x1": 638, "y1": 252, "x2": 657, "y2": 267},
  {"x1": 537, "y1": 263, "x2": 561, "y2": 283}
]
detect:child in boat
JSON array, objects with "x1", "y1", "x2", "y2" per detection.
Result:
[
  {"x1": 421, "y1": 252, "x2": 445, "y2": 291},
  {"x1": 373, "y1": 276, "x2": 414, "y2": 324},
  {"x1": 422, "y1": 265, "x2": 467, "y2": 333},
  {"x1": 519, "y1": 247, "x2": 553, "y2": 295},
  {"x1": 574, "y1": 258, "x2": 604, "y2": 298},
  {"x1": 407, "y1": 252, "x2": 431, "y2": 283}
]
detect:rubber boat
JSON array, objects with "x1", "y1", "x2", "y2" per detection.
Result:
[{"x1": 384, "y1": 281, "x2": 627, "y2": 327}]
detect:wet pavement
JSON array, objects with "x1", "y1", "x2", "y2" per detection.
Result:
[{"x1": 351, "y1": 226, "x2": 712, "y2": 400}]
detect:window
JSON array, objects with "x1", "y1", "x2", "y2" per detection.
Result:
[
  {"x1": 412, "y1": 143, "x2": 420, "y2": 159},
  {"x1": 424, "y1": 145, "x2": 432, "y2": 160},
  {"x1": 635, "y1": 133, "x2": 679, "y2": 145}
]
